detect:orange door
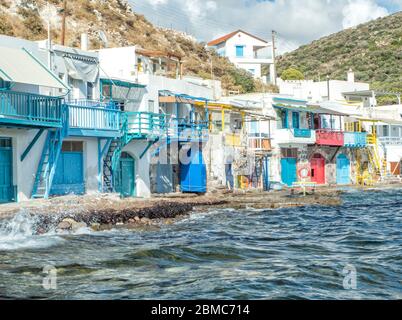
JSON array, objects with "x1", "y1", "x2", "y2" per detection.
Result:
[{"x1": 390, "y1": 162, "x2": 401, "y2": 175}]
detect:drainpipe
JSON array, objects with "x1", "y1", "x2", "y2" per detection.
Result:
[{"x1": 326, "y1": 75, "x2": 330, "y2": 101}]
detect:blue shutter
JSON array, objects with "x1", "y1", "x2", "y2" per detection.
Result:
[{"x1": 236, "y1": 46, "x2": 244, "y2": 57}]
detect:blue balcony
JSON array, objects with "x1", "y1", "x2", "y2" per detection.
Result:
[
  {"x1": 344, "y1": 132, "x2": 367, "y2": 148},
  {"x1": 124, "y1": 112, "x2": 166, "y2": 140},
  {"x1": 293, "y1": 128, "x2": 312, "y2": 138},
  {"x1": 168, "y1": 118, "x2": 209, "y2": 142},
  {"x1": 65, "y1": 100, "x2": 121, "y2": 138},
  {"x1": 0, "y1": 90, "x2": 62, "y2": 128}
]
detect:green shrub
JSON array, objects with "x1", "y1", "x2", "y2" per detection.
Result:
[{"x1": 281, "y1": 68, "x2": 305, "y2": 80}]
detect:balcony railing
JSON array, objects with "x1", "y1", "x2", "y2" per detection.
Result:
[
  {"x1": 378, "y1": 136, "x2": 402, "y2": 145},
  {"x1": 66, "y1": 99, "x2": 116, "y2": 108},
  {"x1": 367, "y1": 133, "x2": 377, "y2": 145},
  {"x1": 293, "y1": 128, "x2": 312, "y2": 138},
  {"x1": 344, "y1": 132, "x2": 367, "y2": 148},
  {"x1": 275, "y1": 128, "x2": 316, "y2": 145},
  {"x1": 249, "y1": 137, "x2": 272, "y2": 152},
  {"x1": 0, "y1": 90, "x2": 62, "y2": 127},
  {"x1": 225, "y1": 133, "x2": 241, "y2": 146},
  {"x1": 66, "y1": 103, "x2": 120, "y2": 135},
  {"x1": 125, "y1": 112, "x2": 166, "y2": 139},
  {"x1": 169, "y1": 118, "x2": 209, "y2": 141},
  {"x1": 316, "y1": 130, "x2": 344, "y2": 146}
]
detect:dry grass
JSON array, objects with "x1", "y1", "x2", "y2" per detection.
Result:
[{"x1": 0, "y1": 0, "x2": 265, "y2": 93}]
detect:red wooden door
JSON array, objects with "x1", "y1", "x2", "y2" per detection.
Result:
[{"x1": 311, "y1": 154, "x2": 325, "y2": 184}]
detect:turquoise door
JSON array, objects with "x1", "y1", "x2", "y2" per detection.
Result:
[
  {"x1": 281, "y1": 158, "x2": 297, "y2": 186},
  {"x1": 51, "y1": 151, "x2": 84, "y2": 195},
  {"x1": 0, "y1": 139, "x2": 14, "y2": 203},
  {"x1": 114, "y1": 152, "x2": 135, "y2": 197},
  {"x1": 336, "y1": 154, "x2": 350, "y2": 185}
]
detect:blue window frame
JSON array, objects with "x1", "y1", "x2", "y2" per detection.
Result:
[{"x1": 236, "y1": 45, "x2": 245, "y2": 57}]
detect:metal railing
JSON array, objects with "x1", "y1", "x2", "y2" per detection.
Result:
[{"x1": 0, "y1": 90, "x2": 62, "y2": 126}]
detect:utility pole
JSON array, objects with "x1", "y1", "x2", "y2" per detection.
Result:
[
  {"x1": 271, "y1": 30, "x2": 277, "y2": 86},
  {"x1": 61, "y1": 0, "x2": 67, "y2": 46},
  {"x1": 46, "y1": 1, "x2": 52, "y2": 70}
]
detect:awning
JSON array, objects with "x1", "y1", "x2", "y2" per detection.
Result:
[
  {"x1": 100, "y1": 78, "x2": 146, "y2": 103},
  {"x1": 63, "y1": 54, "x2": 99, "y2": 83},
  {"x1": 0, "y1": 46, "x2": 68, "y2": 90},
  {"x1": 159, "y1": 90, "x2": 209, "y2": 104}
]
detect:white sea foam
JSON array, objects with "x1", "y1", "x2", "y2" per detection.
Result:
[{"x1": 0, "y1": 212, "x2": 64, "y2": 250}]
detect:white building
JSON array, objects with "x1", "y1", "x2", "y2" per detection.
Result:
[
  {"x1": 277, "y1": 70, "x2": 370, "y2": 102},
  {"x1": 98, "y1": 46, "x2": 219, "y2": 197},
  {"x1": 0, "y1": 35, "x2": 70, "y2": 202},
  {"x1": 207, "y1": 30, "x2": 274, "y2": 84}
]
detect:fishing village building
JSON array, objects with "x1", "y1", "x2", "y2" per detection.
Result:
[
  {"x1": 1, "y1": 34, "x2": 402, "y2": 204},
  {"x1": 207, "y1": 30, "x2": 275, "y2": 84}
]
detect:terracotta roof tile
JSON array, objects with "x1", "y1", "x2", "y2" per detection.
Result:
[{"x1": 207, "y1": 30, "x2": 268, "y2": 46}]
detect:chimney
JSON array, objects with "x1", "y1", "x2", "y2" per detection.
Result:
[
  {"x1": 347, "y1": 68, "x2": 355, "y2": 83},
  {"x1": 81, "y1": 33, "x2": 89, "y2": 51}
]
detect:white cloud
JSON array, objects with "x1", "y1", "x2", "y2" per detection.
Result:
[
  {"x1": 146, "y1": 0, "x2": 168, "y2": 6},
  {"x1": 134, "y1": 0, "x2": 396, "y2": 52},
  {"x1": 342, "y1": 0, "x2": 389, "y2": 29}
]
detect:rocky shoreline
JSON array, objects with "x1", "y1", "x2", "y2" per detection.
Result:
[{"x1": 0, "y1": 187, "x2": 350, "y2": 234}]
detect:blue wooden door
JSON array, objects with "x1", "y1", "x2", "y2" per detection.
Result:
[
  {"x1": 180, "y1": 148, "x2": 207, "y2": 193},
  {"x1": 114, "y1": 152, "x2": 135, "y2": 197},
  {"x1": 336, "y1": 154, "x2": 350, "y2": 185},
  {"x1": 0, "y1": 141, "x2": 14, "y2": 203},
  {"x1": 51, "y1": 151, "x2": 84, "y2": 195},
  {"x1": 281, "y1": 158, "x2": 297, "y2": 186}
]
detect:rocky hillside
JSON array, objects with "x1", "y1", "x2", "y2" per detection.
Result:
[
  {"x1": 277, "y1": 12, "x2": 402, "y2": 104},
  {"x1": 0, "y1": 0, "x2": 274, "y2": 94}
]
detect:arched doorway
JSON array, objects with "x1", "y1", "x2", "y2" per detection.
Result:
[
  {"x1": 311, "y1": 153, "x2": 325, "y2": 184},
  {"x1": 336, "y1": 154, "x2": 351, "y2": 185},
  {"x1": 114, "y1": 152, "x2": 135, "y2": 197}
]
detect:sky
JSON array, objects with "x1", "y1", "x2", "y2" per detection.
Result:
[{"x1": 129, "y1": 0, "x2": 402, "y2": 53}]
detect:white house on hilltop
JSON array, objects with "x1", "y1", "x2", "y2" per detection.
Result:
[{"x1": 207, "y1": 30, "x2": 274, "y2": 84}]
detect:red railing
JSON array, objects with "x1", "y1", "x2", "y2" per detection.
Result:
[{"x1": 316, "y1": 130, "x2": 344, "y2": 146}]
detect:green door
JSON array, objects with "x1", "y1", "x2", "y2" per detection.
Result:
[
  {"x1": 0, "y1": 138, "x2": 14, "y2": 203},
  {"x1": 114, "y1": 152, "x2": 135, "y2": 197}
]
